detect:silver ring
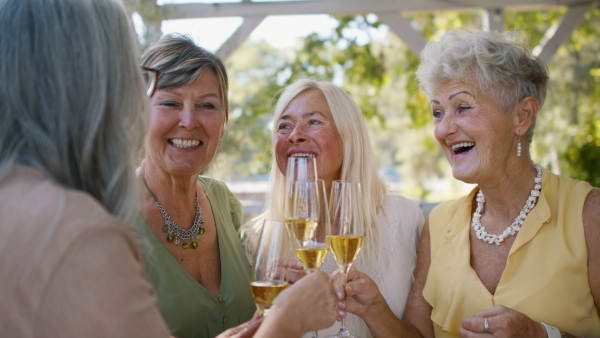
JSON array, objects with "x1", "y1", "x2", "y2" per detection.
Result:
[{"x1": 484, "y1": 317, "x2": 489, "y2": 333}]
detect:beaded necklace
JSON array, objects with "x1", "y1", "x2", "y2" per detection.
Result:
[
  {"x1": 471, "y1": 164, "x2": 542, "y2": 245},
  {"x1": 140, "y1": 172, "x2": 205, "y2": 249}
]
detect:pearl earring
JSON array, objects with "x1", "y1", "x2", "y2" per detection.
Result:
[{"x1": 517, "y1": 134, "x2": 522, "y2": 157}]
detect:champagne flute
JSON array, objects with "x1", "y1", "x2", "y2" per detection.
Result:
[
  {"x1": 290, "y1": 179, "x2": 330, "y2": 272},
  {"x1": 284, "y1": 155, "x2": 317, "y2": 224},
  {"x1": 327, "y1": 181, "x2": 364, "y2": 338},
  {"x1": 290, "y1": 179, "x2": 330, "y2": 338},
  {"x1": 250, "y1": 219, "x2": 294, "y2": 317}
]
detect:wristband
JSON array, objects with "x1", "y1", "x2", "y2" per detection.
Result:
[{"x1": 541, "y1": 323, "x2": 560, "y2": 338}]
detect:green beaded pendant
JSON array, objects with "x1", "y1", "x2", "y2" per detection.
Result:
[
  {"x1": 162, "y1": 226, "x2": 169, "y2": 232},
  {"x1": 167, "y1": 235, "x2": 174, "y2": 242},
  {"x1": 182, "y1": 242, "x2": 189, "y2": 249},
  {"x1": 198, "y1": 227, "x2": 205, "y2": 235},
  {"x1": 191, "y1": 242, "x2": 198, "y2": 249}
]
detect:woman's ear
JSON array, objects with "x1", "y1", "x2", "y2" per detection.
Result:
[{"x1": 515, "y1": 96, "x2": 539, "y2": 134}]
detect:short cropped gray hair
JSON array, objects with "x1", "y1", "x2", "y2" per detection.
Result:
[
  {"x1": 141, "y1": 34, "x2": 230, "y2": 123},
  {"x1": 0, "y1": 0, "x2": 146, "y2": 221},
  {"x1": 416, "y1": 28, "x2": 549, "y2": 142}
]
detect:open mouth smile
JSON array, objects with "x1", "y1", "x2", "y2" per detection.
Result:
[
  {"x1": 290, "y1": 153, "x2": 316, "y2": 158},
  {"x1": 169, "y1": 139, "x2": 201, "y2": 149},
  {"x1": 451, "y1": 142, "x2": 475, "y2": 155}
]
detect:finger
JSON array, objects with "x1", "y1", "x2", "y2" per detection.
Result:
[
  {"x1": 287, "y1": 257, "x2": 304, "y2": 270},
  {"x1": 330, "y1": 272, "x2": 345, "y2": 300},
  {"x1": 284, "y1": 269, "x2": 306, "y2": 283},
  {"x1": 458, "y1": 327, "x2": 490, "y2": 338},
  {"x1": 235, "y1": 317, "x2": 263, "y2": 338},
  {"x1": 462, "y1": 316, "x2": 492, "y2": 334}
]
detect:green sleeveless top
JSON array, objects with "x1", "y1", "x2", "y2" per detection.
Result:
[{"x1": 132, "y1": 177, "x2": 255, "y2": 338}]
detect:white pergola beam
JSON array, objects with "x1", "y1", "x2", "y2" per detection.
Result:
[
  {"x1": 533, "y1": 2, "x2": 597, "y2": 62},
  {"x1": 377, "y1": 12, "x2": 427, "y2": 55},
  {"x1": 161, "y1": 0, "x2": 594, "y2": 19},
  {"x1": 216, "y1": 15, "x2": 266, "y2": 60},
  {"x1": 483, "y1": 8, "x2": 505, "y2": 32}
]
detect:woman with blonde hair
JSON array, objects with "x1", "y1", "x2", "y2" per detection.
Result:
[{"x1": 244, "y1": 78, "x2": 424, "y2": 337}]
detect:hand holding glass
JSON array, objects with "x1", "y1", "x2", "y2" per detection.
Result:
[
  {"x1": 250, "y1": 219, "x2": 294, "y2": 317},
  {"x1": 327, "y1": 181, "x2": 364, "y2": 338}
]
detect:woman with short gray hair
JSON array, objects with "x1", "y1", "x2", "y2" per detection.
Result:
[{"x1": 336, "y1": 28, "x2": 600, "y2": 337}]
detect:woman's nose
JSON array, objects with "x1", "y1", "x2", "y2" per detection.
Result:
[
  {"x1": 435, "y1": 114, "x2": 458, "y2": 139},
  {"x1": 288, "y1": 125, "x2": 308, "y2": 144},
  {"x1": 178, "y1": 106, "x2": 200, "y2": 130}
]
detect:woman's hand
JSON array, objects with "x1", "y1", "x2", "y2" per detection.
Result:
[
  {"x1": 215, "y1": 312, "x2": 263, "y2": 338},
  {"x1": 267, "y1": 257, "x2": 306, "y2": 284},
  {"x1": 330, "y1": 265, "x2": 385, "y2": 319},
  {"x1": 256, "y1": 271, "x2": 338, "y2": 337},
  {"x1": 459, "y1": 305, "x2": 547, "y2": 337}
]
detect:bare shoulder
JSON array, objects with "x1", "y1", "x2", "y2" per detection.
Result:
[{"x1": 583, "y1": 188, "x2": 600, "y2": 231}]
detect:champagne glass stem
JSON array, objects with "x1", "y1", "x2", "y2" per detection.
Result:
[{"x1": 337, "y1": 266, "x2": 350, "y2": 337}]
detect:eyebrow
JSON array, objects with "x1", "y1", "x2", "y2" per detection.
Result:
[
  {"x1": 278, "y1": 111, "x2": 324, "y2": 120},
  {"x1": 158, "y1": 88, "x2": 220, "y2": 100},
  {"x1": 430, "y1": 91, "x2": 475, "y2": 104}
]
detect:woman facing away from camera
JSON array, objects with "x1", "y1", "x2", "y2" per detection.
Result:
[
  {"x1": 243, "y1": 78, "x2": 425, "y2": 338},
  {"x1": 0, "y1": 0, "x2": 337, "y2": 337}
]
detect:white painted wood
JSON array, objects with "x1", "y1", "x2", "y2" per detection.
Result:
[
  {"x1": 216, "y1": 15, "x2": 266, "y2": 60},
  {"x1": 161, "y1": 0, "x2": 596, "y2": 19},
  {"x1": 483, "y1": 8, "x2": 505, "y2": 32},
  {"x1": 377, "y1": 12, "x2": 427, "y2": 55},
  {"x1": 533, "y1": 2, "x2": 597, "y2": 62}
]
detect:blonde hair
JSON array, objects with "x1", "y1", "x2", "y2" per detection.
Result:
[
  {"x1": 416, "y1": 28, "x2": 549, "y2": 143},
  {"x1": 0, "y1": 0, "x2": 146, "y2": 222},
  {"x1": 244, "y1": 79, "x2": 387, "y2": 264}
]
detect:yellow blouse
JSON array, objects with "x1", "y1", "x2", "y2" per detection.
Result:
[{"x1": 424, "y1": 169, "x2": 599, "y2": 337}]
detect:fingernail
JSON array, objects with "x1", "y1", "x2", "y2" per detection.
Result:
[{"x1": 337, "y1": 291, "x2": 343, "y2": 299}]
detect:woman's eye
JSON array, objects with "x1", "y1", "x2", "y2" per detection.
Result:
[
  {"x1": 277, "y1": 123, "x2": 291, "y2": 131},
  {"x1": 158, "y1": 100, "x2": 177, "y2": 107},
  {"x1": 308, "y1": 119, "x2": 321, "y2": 125},
  {"x1": 199, "y1": 102, "x2": 217, "y2": 110},
  {"x1": 433, "y1": 110, "x2": 444, "y2": 119},
  {"x1": 458, "y1": 105, "x2": 471, "y2": 113}
]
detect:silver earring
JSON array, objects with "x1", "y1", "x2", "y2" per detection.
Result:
[{"x1": 517, "y1": 135, "x2": 522, "y2": 157}]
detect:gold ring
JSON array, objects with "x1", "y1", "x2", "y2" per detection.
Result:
[{"x1": 484, "y1": 317, "x2": 489, "y2": 333}]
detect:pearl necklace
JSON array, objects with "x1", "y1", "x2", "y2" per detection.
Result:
[
  {"x1": 140, "y1": 172, "x2": 205, "y2": 249},
  {"x1": 471, "y1": 164, "x2": 542, "y2": 245}
]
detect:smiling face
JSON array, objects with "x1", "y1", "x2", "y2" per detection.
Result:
[
  {"x1": 145, "y1": 68, "x2": 225, "y2": 177},
  {"x1": 431, "y1": 81, "x2": 519, "y2": 184},
  {"x1": 274, "y1": 90, "x2": 344, "y2": 186}
]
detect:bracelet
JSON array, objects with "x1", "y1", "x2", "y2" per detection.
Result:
[{"x1": 541, "y1": 323, "x2": 560, "y2": 338}]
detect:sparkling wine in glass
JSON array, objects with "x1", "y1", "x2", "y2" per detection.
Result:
[
  {"x1": 327, "y1": 180, "x2": 364, "y2": 338},
  {"x1": 250, "y1": 219, "x2": 294, "y2": 317},
  {"x1": 290, "y1": 179, "x2": 330, "y2": 273},
  {"x1": 289, "y1": 179, "x2": 330, "y2": 338}
]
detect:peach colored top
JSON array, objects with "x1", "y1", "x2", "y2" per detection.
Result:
[
  {"x1": 425, "y1": 169, "x2": 599, "y2": 337},
  {"x1": 0, "y1": 165, "x2": 169, "y2": 337}
]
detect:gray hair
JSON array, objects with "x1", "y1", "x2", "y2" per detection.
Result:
[
  {"x1": 0, "y1": 0, "x2": 147, "y2": 221},
  {"x1": 416, "y1": 28, "x2": 549, "y2": 142},
  {"x1": 141, "y1": 34, "x2": 230, "y2": 123}
]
